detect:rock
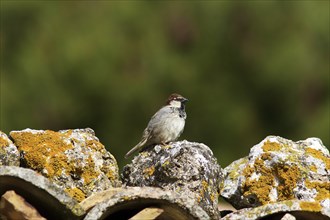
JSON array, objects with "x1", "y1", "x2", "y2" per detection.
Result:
[
  {"x1": 79, "y1": 188, "x2": 122, "y2": 211},
  {"x1": 83, "y1": 186, "x2": 210, "y2": 220},
  {"x1": 130, "y1": 207, "x2": 164, "y2": 220},
  {"x1": 122, "y1": 140, "x2": 223, "y2": 219},
  {"x1": 0, "y1": 166, "x2": 85, "y2": 220},
  {"x1": 281, "y1": 213, "x2": 296, "y2": 220},
  {"x1": 221, "y1": 136, "x2": 330, "y2": 210},
  {"x1": 220, "y1": 199, "x2": 330, "y2": 220},
  {"x1": 0, "y1": 190, "x2": 46, "y2": 220},
  {"x1": 9, "y1": 128, "x2": 121, "y2": 202},
  {"x1": 0, "y1": 131, "x2": 20, "y2": 166}
]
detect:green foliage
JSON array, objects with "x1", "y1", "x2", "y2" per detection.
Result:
[{"x1": 1, "y1": 1, "x2": 329, "y2": 168}]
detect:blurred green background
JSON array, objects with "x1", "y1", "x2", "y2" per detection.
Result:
[{"x1": 1, "y1": 1, "x2": 329, "y2": 169}]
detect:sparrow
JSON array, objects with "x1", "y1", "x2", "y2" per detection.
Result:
[{"x1": 125, "y1": 93, "x2": 188, "y2": 158}]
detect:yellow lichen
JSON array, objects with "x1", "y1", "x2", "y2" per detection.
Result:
[
  {"x1": 81, "y1": 156, "x2": 98, "y2": 185},
  {"x1": 86, "y1": 139, "x2": 106, "y2": 152},
  {"x1": 309, "y1": 165, "x2": 318, "y2": 172},
  {"x1": 243, "y1": 155, "x2": 274, "y2": 205},
  {"x1": 162, "y1": 145, "x2": 172, "y2": 150},
  {"x1": 202, "y1": 180, "x2": 208, "y2": 191},
  {"x1": 143, "y1": 166, "x2": 155, "y2": 177},
  {"x1": 199, "y1": 180, "x2": 210, "y2": 200},
  {"x1": 11, "y1": 130, "x2": 74, "y2": 176},
  {"x1": 48, "y1": 154, "x2": 72, "y2": 177},
  {"x1": 105, "y1": 169, "x2": 116, "y2": 181},
  {"x1": 210, "y1": 191, "x2": 218, "y2": 202},
  {"x1": 305, "y1": 180, "x2": 330, "y2": 201},
  {"x1": 162, "y1": 160, "x2": 170, "y2": 167},
  {"x1": 305, "y1": 147, "x2": 330, "y2": 170},
  {"x1": 299, "y1": 201, "x2": 322, "y2": 211},
  {"x1": 65, "y1": 187, "x2": 86, "y2": 202},
  {"x1": 275, "y1": 164, "x2": 300, "y2": 201},
  {"x1": 122, "y1": 196, "x2": 130, "y2": 201},
  {"x1": 0, "y1": 136, "x2": 8, "y2": 147},
  {"x1": 262, "y1": 141, "x2": 282, "y2": 152}
]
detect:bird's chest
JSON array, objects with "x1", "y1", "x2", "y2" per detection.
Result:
[
  {"x1": 164, "y1": 115, "x2": 185, "y2": 133},
  {"x1": 157, "y1": 113, "x2": 185, "y2": 141}
]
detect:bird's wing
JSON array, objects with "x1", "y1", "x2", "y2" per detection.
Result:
[
  {"x1": 124, "y1": 127, "x2": 151, "y2": 158},
  {"x1": 124, "y1": 106, "x2": 173, "y2": 159},
  {"x1": 147, "y1": 106, "x2": 174, "y2": 127}
]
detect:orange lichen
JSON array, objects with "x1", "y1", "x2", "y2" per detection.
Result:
[
  {"x1": 242, "y1": 155, "x2": 274, "y2": 205},
  {"x1": 81, "y1": 156, "x2": 98, "y2": 185},
  {"x1": 197, "y1": 180, "x2": 209, "y2": 202},
  {"x1": 275, "y1": 164, "x2": 300, "y2": 201},
  {"x1": 262, "y1": 141, "x2": 282, "y2": 152},
  {"x1": 10, "y1": 130, "x2": 74, "y2": 176},
  {"x1": 0, "y1": 136, "x2": 9, "y2": 147},
  {"x1": 305, "y1": 180, "x2": 330, "y2": 201},
  {"x1": 197, "y1": 196, "x2": 202, "y2": 203},
  {"x1": 143, "y1": 166, "x2": 155, "y2": 177},
  {"x1": 309, "y1": 165, "x2": 318, "y2": 172},
  {"x1": 210, "y1": 191, "x2": 218, "y2": 202},
  {"x1": 104, "y1": 169, "x2": 116, "y2": 181},
  {"x1": 299, "y1": 201, "x2": 322, "y2": 211},
  {"x1": 8, "y1": 129, "x2": 121, "y2": 202},
  {"x1": 305, "y1": 147, "x2": 330, "y2": 170},
  {"x1": 202, "y1": 180, "x2": 208, "y2": 191},
  {"x1": 86, "y1": 139, "x2": 106, "y2": 152},
  {"x1": 65, "y1": 187, "x2": 86, "y2": 202}
]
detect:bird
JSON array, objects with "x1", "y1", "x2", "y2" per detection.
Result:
[{"x1": 125, "y1": 93, "x2": 188, "y2": 158}]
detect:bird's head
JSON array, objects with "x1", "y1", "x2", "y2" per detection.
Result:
[{"x1": 166, "y1": 93, "x2": 188, "y2": 108}]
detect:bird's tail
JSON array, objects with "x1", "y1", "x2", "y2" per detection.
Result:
[{"x1": 124, "y1": 139, "x2": 147, "y2": 159}]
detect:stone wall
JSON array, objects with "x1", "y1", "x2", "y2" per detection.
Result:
[{"x1": 0, "y1": 128, "x2": 329, "y2": 219}]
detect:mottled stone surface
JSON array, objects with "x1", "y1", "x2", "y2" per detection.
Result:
[
  {"x1": 221, "y1": 199, "x2": 330, "y2": 220},
  {"x1": 221, "y1": 136, "x2": 330, "y2": 210},
  {"x1": 9, "y1": 128, "x2": 121, "y2": 202},
  {"x1": 122, "y1": 140, "x2": 222, "y2": 219},
  {"x1": 0, "y1": 166, "x2": 85, "y2": 220},
  {"x1": 83, "y1": 186, "x2": 210, "y2": 220},
  {"x1": 0, "y1": 131, "x2": 20, "y2": 166}
]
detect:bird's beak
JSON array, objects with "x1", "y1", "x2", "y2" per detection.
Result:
[{"x1": 182, "y1": 98, "x2": 189, "y2": 103}]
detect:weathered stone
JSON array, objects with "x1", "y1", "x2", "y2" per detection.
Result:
[
  {"x1": 0, "y1": 166, "x2": 85, "y2": 220},
  {"x1": 130, "y1": 207, "x2": 164, "y2": 220},
  {"x1": 220, "y1": 199, "x2": 330, "y2": 220},
  {"x1": 9, "y1": 128, "x2": 121, "y2": 202},
  {"x1": 83, "y1": 186, "x2": 210, "y2": 220},
  {"x1": 0, "y1": 131, "x2": 19, "y2": 166},
  {"x1": 122, "y1": 140, "x2": 222, "y2": 219},
  {"x1": 281, "y1": 213, "x2": 296, "y2": 220},
  {"x1": 0, "y1": 190, "x2": 46, "y2": 220},
  {"x1": 221, "y1": 136, "x2": 330, "y2": 210}
]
